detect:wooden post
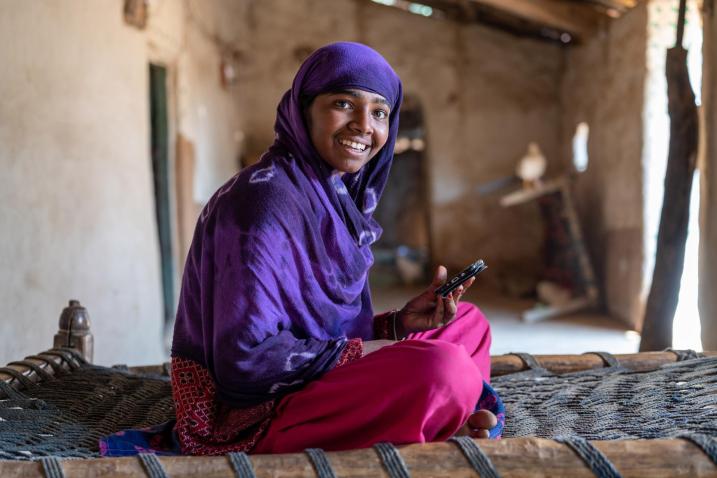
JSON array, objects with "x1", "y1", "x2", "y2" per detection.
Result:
[
  {"x1": 700, "y1": 0, "x2": 717, "y2": 350},
  {"x1": 53, "y1": 299, "x2": 93, "y2": 363},
  {"x1": 640, "y1": 0, "x2": 699, "y2": 351}
]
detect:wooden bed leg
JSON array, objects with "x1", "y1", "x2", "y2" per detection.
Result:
[{"x1": 53, "y1": 300, "x2": 94, "y2": 363}]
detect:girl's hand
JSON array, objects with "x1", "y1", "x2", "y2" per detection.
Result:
[{"x1": 396, "y1": 265, "x2": 475, "y2": 336}]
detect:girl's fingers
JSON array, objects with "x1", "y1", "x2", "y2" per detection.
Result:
[
  {"x1": 462, "y1": 277, "x2": 475, "y2": 294},
  {"x1": 432, "y1": 296, "x2": 445, "y2": 328},
  {"x1": 430, "y1": 265, "x2": 448, "y2": 290},
  {"x1": 443, "y1": 294, "x2": 458, "y2": 324},
  {"x1": 465, "y1": 277, "x2": 476, "y2": 289},
  {"x1": 458, "y1": 278, "x2": 475, "y2": 300}
]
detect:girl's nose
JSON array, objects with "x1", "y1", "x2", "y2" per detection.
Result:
[{"x1": 349, "y1": 108, "x2": 373, "y2": 135}]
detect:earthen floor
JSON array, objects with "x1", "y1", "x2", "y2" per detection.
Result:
[{"x1": 371, "y1": 285, "x2": 640, "y2": 355}]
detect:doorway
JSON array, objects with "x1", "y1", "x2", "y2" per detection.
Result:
[
  {"x1": 149, "y1": 64, "x2": 176, "y2": 327},
  {"x1": 371, "y1": 95, "x2": 432, "y2": 287}
]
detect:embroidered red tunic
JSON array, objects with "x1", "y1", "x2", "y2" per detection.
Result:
[{"x1": 171, "y1": 313, "x2": 392, "y2": 455}]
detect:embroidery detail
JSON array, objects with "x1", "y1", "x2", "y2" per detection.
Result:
[
  {"x1": 329, "y1": 171, "x2": 349, "y2": 195},
  {"x1": 171, "y1": 357, "x2": 274, "y2": 455},
  {"x1": 336, "y1": 339, "x2": 363, "y2": 367},
  {"x1": 284, "y1": 351, "x2": 316, "y2": 371},
  {"x1": 358, "y1": 230, "x2": 377, "y2": 246},
  {"x1": 335, "y1": 181, "x2": 349, "y2": 195},
  {"x1": 249, "y1": 165, "x2": 276, "y2": 184},
  {"x1": 363, "y1": 188, "x2": 377, "y2": 214}
]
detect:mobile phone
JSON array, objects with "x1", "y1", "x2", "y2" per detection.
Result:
[{"x1": 434, "y1": 260, "x2": 487, "y2": 297}]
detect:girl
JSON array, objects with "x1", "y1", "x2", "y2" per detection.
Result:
[{"x1": 170, "y1": 42, "x2": 502, "y2": 455}]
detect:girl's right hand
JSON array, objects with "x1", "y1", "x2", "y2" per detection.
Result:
[
  {"x1": 396, "y1": 265, "x2": 474, "y2": 335},
  {"x1": 361, "y1": 340, "x2": 396, "y2": 357}
]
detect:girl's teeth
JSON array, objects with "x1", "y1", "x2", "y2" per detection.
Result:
[{"x1": 340, "y1": 139, "x2": 367, "y2": 151}]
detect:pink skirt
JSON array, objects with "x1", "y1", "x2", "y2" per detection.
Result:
[{"x1": 172, "y1": 302, "x2": 493, "y2": 455}]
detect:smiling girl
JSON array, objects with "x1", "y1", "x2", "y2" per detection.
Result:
[{"x1": 170, "y1": 42, "x2": 502, "y2": 455}]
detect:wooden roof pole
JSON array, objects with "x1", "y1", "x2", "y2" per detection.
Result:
[
  {"x1": 467, "y1": 0, "x2": 602, "y2": 39},
  {"x1": 639, "y1": 0, "x2": 699, "y2": 351}
]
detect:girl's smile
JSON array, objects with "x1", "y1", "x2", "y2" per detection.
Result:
[{"x1": 306, "y1": 89, "x2": 390, "y2": 174}]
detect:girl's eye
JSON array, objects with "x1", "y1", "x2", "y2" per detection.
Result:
[
  {"x1": 334, "y1": 100, "x2": 351, "y2": 109},
  {"x1": 374, "y1": 109, "x2": 388, "y2": 120}
]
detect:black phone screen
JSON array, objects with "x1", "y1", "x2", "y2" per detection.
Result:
[{"x1": 434, "y1": 259, "x2": 487, "y2": 297}]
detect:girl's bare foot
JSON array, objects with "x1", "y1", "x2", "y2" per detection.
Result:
[{"x1": 455, "y1": 409, "x2": 497, "y2": 439}]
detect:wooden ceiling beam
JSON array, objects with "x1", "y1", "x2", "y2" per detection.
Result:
[
  {"x1": 609, "y1": 0, "x2": 639, "y2": 7},
  {"x1": 467, "y1": 0, "x2": 603, "y2": 39},
  {"x1": 582, "y1": 0, "x2": 640, "y2": 16}
]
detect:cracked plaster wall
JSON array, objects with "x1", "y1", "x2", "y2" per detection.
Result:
[
  {"x1": 0, "y1": 0, "x2": 650, "y2": 366},
  {"x1": 0, "y1": 0, "x2": 248, "y2": 366},
  {"x1": 561, "y1": 3, "x2": 648, "y2": 327}
]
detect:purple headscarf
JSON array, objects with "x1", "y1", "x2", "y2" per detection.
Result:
[{"x1": 172, "y1": 42, "x2": 403, "y2": 406}]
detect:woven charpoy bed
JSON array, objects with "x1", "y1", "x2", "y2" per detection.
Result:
[{"x1": 1, "y1": 303, "x2": 716, "y2": 477}]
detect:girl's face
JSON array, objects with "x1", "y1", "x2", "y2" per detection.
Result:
[{"x1": 306, "y1": 88, "x2": 391, "y2": 175}]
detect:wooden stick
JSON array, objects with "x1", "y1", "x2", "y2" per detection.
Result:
[
  {"x1": 126, "y1": 351, "x2": 717, "y2": 378},
  {"x1": 0, "y1": 353, "x2": 72, "y2": 386},
  {"x1": 125, "y1": 351, "x2": 717, "y2": 377},
  {"x1": 676, "y1": 0, "x2": 687, "y2": 47},
  {"x1": 0, "y1": 438, "x2": 713, "y2": 477},
  {"x1": 492, "y1": 351, "x2": 717, "y2": 376}
]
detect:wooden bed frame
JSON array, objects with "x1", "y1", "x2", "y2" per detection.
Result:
[{"x1": 1, "y1": 301, "x2": 715, "y2": 477}]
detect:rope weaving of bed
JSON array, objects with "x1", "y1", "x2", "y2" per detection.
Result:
[
  {"x1": 1, "y1": 349, "x2": 716, "y2": 465},
  {"x1": 497, "y1": 350, "x2": 717, "y2": 439},
  {"x1": 0, "y1": 350, "x2": 174, "y2": 460}
]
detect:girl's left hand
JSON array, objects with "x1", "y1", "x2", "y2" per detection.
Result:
[{"x1": 396, "y1": 265, "x2": 475, "y2": 336}]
